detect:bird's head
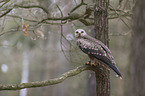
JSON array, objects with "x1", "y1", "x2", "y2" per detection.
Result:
[{"x1": 75, "y1": 29, "x2": 87, "y2": 38}]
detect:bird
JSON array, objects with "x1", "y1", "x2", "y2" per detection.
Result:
[{"x1": 75, "y1": 29, "x2": 122, "y2": 79}]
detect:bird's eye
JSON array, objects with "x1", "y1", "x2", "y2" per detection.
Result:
[
  {"x1": 76, "y1": 31, "x2": 78, "y2": 33},
  {"x1": 81, "y1": 31, "x2": 84, "y2": 33}
]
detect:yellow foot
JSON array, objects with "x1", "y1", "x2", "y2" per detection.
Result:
[
  {"x1": 86, "y1": 61, "x2": 97, "y2": 66},
  {"x1": 91, "y1": 63, "x2": 97, "y2": 66},
  {"x1": 86, "y1": 61, "x2": 91, "y2": 65}
]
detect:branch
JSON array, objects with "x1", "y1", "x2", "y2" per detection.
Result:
[
  {"x1": 0, "y1": 0, "x2": 10, "y2": 8},
  {"x1": 7, "y1": 15, "x2": 38, "y2": 22},
  {"x1": 0, "y1": 4, "x2": 49, "y2": 18},
  {"x1": 0, "y1": 3, "x2": 93, "y2": 26},
  {"x1": 0, "y1": 28, "x2": 20, "y2": 36},
  {"x1": 68, "y1": 0, "x2": 87, "y2": 14},
  {"x1": 0, "y1": 65, "x2": 99, "y2": 91},
  {"x1": 14, "y1": 5, "x2": 49, "y2": 14},
  {"x1": 0, "y1": 8, "x2": 13, "y2": 18}
]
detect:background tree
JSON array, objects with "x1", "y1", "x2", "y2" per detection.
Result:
[{"x1": 130, "y1": 0, "x2": 145, "y2": 96}]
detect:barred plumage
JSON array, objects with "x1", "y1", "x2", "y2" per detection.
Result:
[{"x1": 75, "y1": 29, "x2": 122, "y2": 78}]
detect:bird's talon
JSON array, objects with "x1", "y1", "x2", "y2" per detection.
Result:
[
  {"x1": 86, "y1": 61, "x2": 91, "y2": 65},
  {"x1": 91, "y1": 63, "x2": 96, "y2": 66}
]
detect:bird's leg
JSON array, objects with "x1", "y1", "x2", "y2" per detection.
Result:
[
  {"x1": 85, "y1": 59, "x2": 95, "y2": 66},
  {"x1": 91, "y1": 59, "x2": 96, "y2": 66},
  {"x1": 86, "y1": 60, "x2": 91, "y2": 65},
  {"x1": 86, "y1": 59, "x2": 97, "y2": 66},
  {"x1": 86, "y1": 60, "x2": 95, "y2": 66},
  {"x1": 87, "y1": 55, "x2": 97, "y2": 66}
]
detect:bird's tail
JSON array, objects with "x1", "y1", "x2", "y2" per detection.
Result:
[
  {"x1": 93, "y1": 55, "x2": 122, "y2": 79},
  {"x1": 107, "y1": 63, "x2": 122, "y2": 79}
]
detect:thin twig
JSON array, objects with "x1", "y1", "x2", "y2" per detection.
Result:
[
  {"x1": 69, "y1": 2, "x2": 87, "y2": 14},
  {"x1": 0, "y1": 0, "x2": 9, "y2": 8},
  {"x1": 57, "y1": 5, "x2": 71, "y2": 63},
  {"x1": 0, "y1": 30, "x2": 19, "y2": 36},
  {"x1": 0, "y1": 8, "x2": 13, "y2": 18},
  {"x1": 14, "y1": 5, "x2": 49, "y2": 14}
]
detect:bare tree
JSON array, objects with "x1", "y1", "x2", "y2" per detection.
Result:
[
  {"x1": 130, "y1": 0, "x2": 145, "y2": 96},
  {"x1": 0, "y1": 0, "x2": 133, "y2": 96}
]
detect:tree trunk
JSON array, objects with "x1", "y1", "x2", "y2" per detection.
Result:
[
  {"x1": 130, "y1": 1, "x2": 145, "y2": 96},
  {"x1": 94, "y1": 0, "x2": 110, "y2": 96},
  {"x1": 87, "y1": 71, "x2": 96, "y2": 96}
]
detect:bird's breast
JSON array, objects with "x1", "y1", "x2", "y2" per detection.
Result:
[
  {"x1": 76, "y1": 38, "x2": 95, "y2": 54},
  {"x1": 77, "y1": 39, "x2": 92, "y2": 47}
]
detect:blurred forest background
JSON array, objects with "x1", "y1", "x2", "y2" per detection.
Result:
[{"x1": 0, "y1": 0, "x2": 134, "y2": 96}]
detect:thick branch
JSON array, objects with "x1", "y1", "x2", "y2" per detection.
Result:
[{"x1": 0, "y1": 65, "x2": 100, "y2": 91}]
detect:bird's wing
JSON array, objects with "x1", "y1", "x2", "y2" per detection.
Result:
[
  {"x1": 77, "y1": 38, "x2": 122, "y2": 77},
  {"x1": 84, "y1": 35, "x2": 111, "y2": 54}
]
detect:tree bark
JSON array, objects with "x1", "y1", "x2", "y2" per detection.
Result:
[
  {"x1": 130, "y1": 1, "x2": 145, "y2": 96},
  {"x1": 87, "y1": 71, "x2": 96, "y2": 96},
  {"x1": 94, "y1": 0, "x2": 110, "y2": 96}
]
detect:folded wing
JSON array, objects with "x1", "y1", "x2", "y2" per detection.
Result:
[{"x1": 77, "y1": 38, "x2": 122, "y2": 77}]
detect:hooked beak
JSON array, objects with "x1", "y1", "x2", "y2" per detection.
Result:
[{"x1": 78, "y1": 33, "x2": 81, "y2": 36}]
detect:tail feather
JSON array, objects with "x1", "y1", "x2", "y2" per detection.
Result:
[
  {"x1": 97, "y1": 59, "x2": 122, "y2": 78},
  {"x1": 91, "y1": 54, "x2": 122, "y2": 78},
  {"x1": 106, "y1": 63, "x2": 122, "y2": 78}
]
